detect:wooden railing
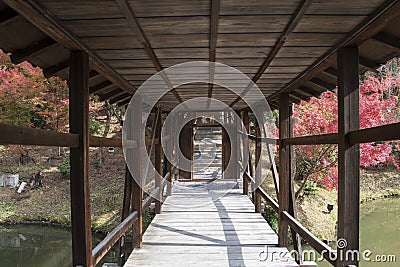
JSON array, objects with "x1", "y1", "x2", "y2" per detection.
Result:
[
  {"x1": 241, "y1": 120, "x2": 400, "y2": 266},
  {"x1": 91, "y1": 171, "x2": 170, "y2": 266}
]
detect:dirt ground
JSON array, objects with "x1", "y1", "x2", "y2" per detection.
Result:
[{"x1": 0, "y1": 144, "x2": 127, "y2": 233}]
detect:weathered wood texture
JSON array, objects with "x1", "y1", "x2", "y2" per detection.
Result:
[
  {"x1": 125, "y1": 181, "x2": 298, "y2": 267},
  {"x1": 278, "y1": 93, "x2": 290, "y2": 247},
  {"x1": 179, "y1": 123, "x2": 193, "y2": 180},
  {"x1": 2, "y1": 1, "x2": 400, "y2": 110},
  {"x1": 337, "y1": 47, "x2": 360, "y2": 267},
  {"x1": 68, "y1": 51, "x2": 92, "y2": 267}
]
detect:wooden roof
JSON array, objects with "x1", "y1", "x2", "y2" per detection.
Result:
[{"x1": 1, "y1": 0, "x2": 400, "y2": 110}]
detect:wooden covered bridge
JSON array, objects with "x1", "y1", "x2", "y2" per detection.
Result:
[{"x1": 1, "y1": 0, "x2": 400, "y2": 266}]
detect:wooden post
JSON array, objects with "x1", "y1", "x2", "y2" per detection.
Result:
[
  {"x1": 278, "y1": 93, "x2": 290, "y2": 247},
  {"x1": 179, "y1": 120, "x2": 193, "y2": 180},
  {"x1": 154, "y1": 107, "x2": 163, "y2": 214},
  {"x1": 222, "y1": 126, "x2": 231, "y2": 179},
  {"x1": 337, "y1": 47, "x2": 360, "y2": 267},
  {"x1": 288, "y1": 104, "x2": 302, "y2": 264},
  {"x1": 118, "y1": 166, "x2": 132, "y2": 265},
  {"x1": 130, "y1": 96, "x2": 143, "y2": 248},
  {"x1": 69, "y1": 50, "x2": 92, "y2": 267},
  {"x1": 166, "y1": 113, "x2": 173, "y2": 196},
  {"x1": 254, "y1": 121, "x2": 262, "y2": 213},
  {"x1": 242, "y1": 111, "x2": 250, "y2": 195}
]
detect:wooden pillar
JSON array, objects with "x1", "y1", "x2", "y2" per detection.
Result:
[
  {"x1": 179, "y1": 120, "x2": 193, "y2": 180},
  {"x1": 288, "y1": 104, "x2": 302, "y2": 264},
  {"x1": 166, "y1": 114, "x2": 173, "y2": 196},
  {"x1": 278, "y1": 93, "x2": 290, "y2": 247},
  {"x1": 242, "y1": 111, "x2": 250, "y2": 195},
  {"x1": 222, "y1": 126, "x2": 231, "y2": 179},
  {"x1": 337, "y1": 47, "x2": 360, "y2": 267},
  {"x1": 254, "y1": 121, "x2": 262, "y2": 213},
  {"x1": 130, "y1": 96, "x2": 143, "y2": 248},
  {"x1": 154, "y1": 107, "x2": 163, "y2": 214},
  {"x1": 118, "y1": 166, "x2": 132, "y2": 265},
  {"x1": 69, "y1": 51, "x2": 92, "y2": 267}
]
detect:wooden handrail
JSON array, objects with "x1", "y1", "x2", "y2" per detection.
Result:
[
  {"x1": 256, "y1": 187, "x2": 279, "y2": 212},
  {"x1": 244, "y1": 172, "x2": 279, "y2": 212},
  {"x1": 0, "y1": 123, "x2": 79, "y2": 147},
  {"x1": 282, "y1": 211, "x2": 336, "y2": 265},
  {"x1": 89, "y1": 136, "x2": 122, "y2": 147},
  {"x1": 92, "y1": 210, "x2": 139, "y2": 265},
  {"x1": 281, "y1": 133, "x2": 338, "y2": 145},
  {"x1": 93, "y1": 171, "x2": 170, "y2": 265},
  {"x1": 348, "y1": 122, "x2": 400, "y2": 144}
]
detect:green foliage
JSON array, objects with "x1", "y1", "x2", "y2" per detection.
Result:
[
  {"x1": 89, "y1": 117, "x2": 104, "y2": 137},
  {"x1": 58, "y1": 157, "x2": 70, "y2": 176},
  {"x1": 262, "y1": 205, "x2": 278, "y2": 233},
  {"x1": 303, "y1": 181, "x2": 318, "y2": 196}
]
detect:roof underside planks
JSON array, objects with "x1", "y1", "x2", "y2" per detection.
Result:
[{"x1": 0, "y1": 0, "x2": 399, "y2": 111}]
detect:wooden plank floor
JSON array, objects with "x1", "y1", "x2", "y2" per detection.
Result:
[{"x1": 125, "y1": 181, "x2": 298, "y2": 267}]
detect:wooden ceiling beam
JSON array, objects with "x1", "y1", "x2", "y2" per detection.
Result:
[
  {"x1": 115, "y1": 0, "x2": 183, "y2": 104},
  {"x1": 298, "y1": 86, "x2": 320, "y2": 98},
  {"x1": 118, "y1": 98, "x2": 131, "y2": 107},
  {"x1": 89, "y1": 80, "x2": 113, "y2": 94},
  {"x1": 99, "y1": 88, "x2": 124, "y2": 102},
  {"x1": 207, "y1": 0, "x2": 220, "y2": 104},
  {"x1": 43, "y1": 60, "x2": 69, "y2": 77},
  {"x1": 372, "y1": 32, "x2": 400, "y2": 51},
  {"x1": 323, "y1": 68, "x2": 338, "y2": 78},
  {"x1": 309, "y1": 78, "x2": 336, "y2": 91},
  {"x1": 0, "y1": 6, "x2": 18, "y2": 25},
  {"x1": 109, "y1": 93, "x2": 132, "y2": 104},
  {"x1": 229, "y1": 0, "x2": 312, "y2": 107},
  {"x1": 5, "y1": 0, "x2": 136, "y2": 94},
  {"x1": 359, "y1": 57, "x2": 380, "y2": 72},
  {"x1": 267, "y1": 0, "x2": 400, "y2": 101},
  {"x1": 11, "y1": 37, "x2": 56, "y2": 64}
]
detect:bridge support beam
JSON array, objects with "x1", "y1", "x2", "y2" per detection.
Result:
[
  {"x1": 242, "y1": 110, "x2": 250, "y2": 195},
  {"x1": 254, "y1": 120, "x2": 262, "y2": 213},
  {"x1": 155, "y1": 107, "x2": 163, "y2": 214},
  {"x1": 69, "y1": 50, "x2": 93, "y2": 267},
  {"x1": 278, "y1": 93, "x2": 291, "y2": 247},
  {"x1": 337, "y1": 46, "x2": 360, "y2": 267},
  {"x1": 127, "y1": 95, "x2": 143, "y2": 248}
]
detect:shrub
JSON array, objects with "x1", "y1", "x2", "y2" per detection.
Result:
[
  {"x1": 58, "y1": 157, "x2": 70, "y2": 176},
  {"x1": 303, "y1": 181, "x2": 318, "y2": 196}
]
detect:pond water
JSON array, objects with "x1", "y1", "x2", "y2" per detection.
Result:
[
  {"x1": 0, "y1": 224, "x2": 122, "y2": 267},
  {"x1": 302, "y1": 197, "x2": 400, "y2": 266},
  {"x1": 0, "y1": 197, "x2": 398, "y2": 266}
]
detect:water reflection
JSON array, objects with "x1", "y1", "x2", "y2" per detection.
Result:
[{"x1": 0, "y1": 224, "x2": 121, "y2": 267}]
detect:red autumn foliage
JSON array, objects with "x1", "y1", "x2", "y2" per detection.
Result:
[{"x1": 293, "y1": 61, "x2": 400, "y2": 192}]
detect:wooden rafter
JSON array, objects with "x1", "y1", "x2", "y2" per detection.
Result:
[
  {"x1": 115, "y1": 0, "x2": 183, "y2": 104},
  {"x1": 309, "y1": 78, "x2": 336, "y2": 91},
  {"x1": 373, "y1": 32, "x2": 400, "y2": 50},
  {"x1": 359, "y1": 56, "x2": 380, "y2": 72},
  {"x1": 207, "y1": 0, "x2": 220, "y2": 105},
  {"x1": 118, "y1": 98, "x2": 131, "y2": 107},
  {"x1": 99, "y1": 88, "x2": 123, "y2": 102},
  {"x1": 11, "y1": 37, "x2": 55, "y2": 64},
  {"x1": 229, "y1": 0, "x2": 312, "y2": 108},
  {"x1": 0, "y1": 6, "x2": 18, "y2": 25},
  {"x1": 298, "y1": 86, "x2": 320, "y2": 98},
  {"x1": 5, "y1": 0, "x2": 136, "y2": 94},
  {"x1": 89, "y1": 80, "x2": 113, "y2": 94},
  {"x1": 109, "y1": 93, "x2": 131, "y2": 104},
  {"x1": 43, "y1": 60, "x2": 69, "y2": 77},
  {"x1": 268, "y1": 0, "x2": 400, "y2": 102}
]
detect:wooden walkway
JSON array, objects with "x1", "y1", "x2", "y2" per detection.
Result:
[{"x1": 124, "y1": 181, "x2": 298, "y2": 267}]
